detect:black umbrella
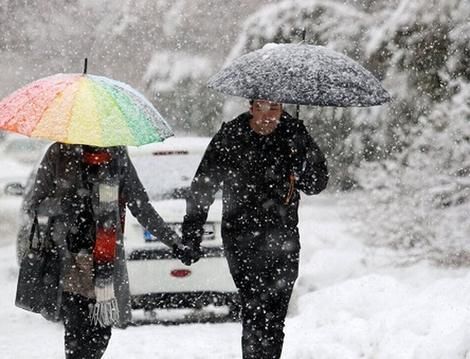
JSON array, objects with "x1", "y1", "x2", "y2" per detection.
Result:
[{"x1": 208, "y1": 43, "x2": 391, "y2": 107}]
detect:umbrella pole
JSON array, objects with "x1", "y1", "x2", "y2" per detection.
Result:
[
  {"x1": 295, "y1": 29, "x2": 307, "y2": 120},
  {"x1": 83, "y1": 58, "x2": 88, "y2": 75}
]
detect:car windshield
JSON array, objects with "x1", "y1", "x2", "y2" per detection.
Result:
[{"x1": 131, "y1": 153, "x2": 203, "y2": 201}]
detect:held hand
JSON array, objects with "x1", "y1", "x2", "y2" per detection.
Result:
[{"x1": 173, "y1": 243, "x2": 201, "y2": 266}]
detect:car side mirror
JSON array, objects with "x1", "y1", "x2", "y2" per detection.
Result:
[{"x1": 4, "y1": 182, "x2": 25, "y2": 196}]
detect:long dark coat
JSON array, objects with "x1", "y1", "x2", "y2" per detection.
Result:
[
  {"x1": 22, "y1": 142, "x2": 177, "y2": 325},
  {"x1": 182, "y1": 111, "x2": 328, "y2": 358},
  {"x1": 182, "y1": 111, "x2": 329, "y2": 253}
]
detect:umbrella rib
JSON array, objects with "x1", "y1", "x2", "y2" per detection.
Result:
[
  {"x1": 5, "y1": 89, "x2": 39, "y2": 134},
  {"x1": 5, "y1": 86, "x2": 53, "y2": 135},
  {"x1": 94, "y1": 76, "x2": 171, "y2": 144},
  {"x1": 114, "y1": 88, "x2": 161, "y2": 139},
  {"x1": 98, "y1": 76, "x2": 172, "y2": 136},
  {"x1": 28, "y1": 79, "x2": 75, "y2": 137},
  {"x1": 63, "y1": 79, "x2": 84, "y2": 143},
  {"x1": 91, "y1": 81, "x2": 138, "y2": 146}
]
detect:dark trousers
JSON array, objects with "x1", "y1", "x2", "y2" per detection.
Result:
[
  {"x1": 226, "y1": 246, "x2": 299, "y2": 359},
  {"x1": 62, "y1": 292, "x2": 112, "y2": 359}
]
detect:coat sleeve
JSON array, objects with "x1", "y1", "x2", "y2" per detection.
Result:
[
  {"x1": 25, "y1": 144, "x2": 62, "y2": 216},
  {"x1": 296, "y1": 135, "x2": 329, "y2": 195},
  {"x1": 182, "y1": 125, "x2": 227, "y2": 248},
  {"x1": 27, "y1": 144, "x2": 94, "y2": 219},
  {"x1": 283, "y1": 119, "x2": 329, "y2": 195},
  {"x1": 122, "y1": 154, "x2": 178, "y2": 248}
]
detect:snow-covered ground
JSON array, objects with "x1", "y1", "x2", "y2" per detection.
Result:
[{"x1": 1, "y1": 193, "x2": 470, "y2": 358}]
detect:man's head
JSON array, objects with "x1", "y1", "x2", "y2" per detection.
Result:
[{"x1": 249, "y1": 99, "x2": 283, "y2": 135}]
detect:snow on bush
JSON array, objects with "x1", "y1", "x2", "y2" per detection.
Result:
[
  {"x1": 143, "y1": 50, "x2": 223, "y2": 134},
  {"x1": 144, "y1": 51, "x2": 213, "y2": 94},
  {"x1": 354, "y1": 81, "x2": 470, "y2": 263}
]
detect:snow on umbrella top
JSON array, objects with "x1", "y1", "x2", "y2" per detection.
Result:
[
  {"x1": 208, "y1": 43, "x2": 391, "y2": 107},
  {"x1": 0, "y1": 73, "x2": 173, "y2": 147}
]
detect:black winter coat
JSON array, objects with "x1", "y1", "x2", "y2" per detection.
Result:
[
  {"x1": 182, "y1": 111, "x2": 328, "y2": 253},
  {"x1": 23, "y1": 142, "x2": 178, "y2": 324}
]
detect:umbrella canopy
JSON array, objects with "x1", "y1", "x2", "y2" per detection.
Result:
[
  {"x1": 208, "y1": 43, "x2": 391, "y2": 107},
  {"x1": 0, "y1": 73, "x2": 173, "y2": 147}
]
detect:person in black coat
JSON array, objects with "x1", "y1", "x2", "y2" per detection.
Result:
[
  {"x1": 180, "y1": 99, "x2": 328, "y2": 359},
  {"x1": 21, "y1": 143, "x2": 190, "y2": 359}
]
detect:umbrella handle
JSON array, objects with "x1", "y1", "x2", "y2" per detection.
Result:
[{"x1": 283, "y1": 174, "x2": 296, "y2": 205}]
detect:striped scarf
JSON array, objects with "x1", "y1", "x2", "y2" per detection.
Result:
[{"x1": 83, "y1": 148, "x2": 121, "y2": 327}]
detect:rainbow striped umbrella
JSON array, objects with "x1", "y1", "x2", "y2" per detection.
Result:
[{"x1": 0, "y1": 73, "x2": 173, "y2": 147}]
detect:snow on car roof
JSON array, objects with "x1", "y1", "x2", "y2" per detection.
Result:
[
  {"x1": 129, "y1": 137, "x2": 211, "y2": 201},
  {"x1": 128, "y1": 136, "x2": 210, "y2": 157}
]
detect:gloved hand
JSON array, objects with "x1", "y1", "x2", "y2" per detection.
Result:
[{"x1": 173, "y1": 243, "x2": 201, "y2": 266}]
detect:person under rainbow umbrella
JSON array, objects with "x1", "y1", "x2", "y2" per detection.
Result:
[{"x1": 6, "y1": 61, "x2": 190, "y2": 359}]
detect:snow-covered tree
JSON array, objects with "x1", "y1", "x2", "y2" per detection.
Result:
[
  {"x1": 355, "y1": 80, "x2": 470, "y2": 263},
  {"x1": 0, "y1": 0, "x2": 272, "y2": 109},
  {"x1": 352, "y1": 0, "x2": 470, "y2": 261},
  {"x1": 143, "y1": 51, "x2": 223, "y2": 135}
]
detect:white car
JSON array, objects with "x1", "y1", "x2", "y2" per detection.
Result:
[
  {"x1": 0, "y1": 133, "x2": 49, "y2": 164},
  {"x1": 0, "y1": 133, "x2": 49, "y2": 197},
  {"x1": 126, "y1": 137, "x2": 238, "y2": 319},
  {"x1": 0, "y1": 159, "x2": 32, "y2": 250},
  {"x1": 0, "y1": 134, "x2": 48, "y2": 249},
  {"x1": 12, "y1": 137, "x2": 239, "y2": 321}
]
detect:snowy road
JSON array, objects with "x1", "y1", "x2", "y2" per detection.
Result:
[{"x1": 1, "y1": 193, "x2": 470, "y2": 358}]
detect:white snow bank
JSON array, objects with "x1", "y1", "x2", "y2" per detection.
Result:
[{"x1": 285, "y1": 272, "x2": 470, "y2": 359}]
